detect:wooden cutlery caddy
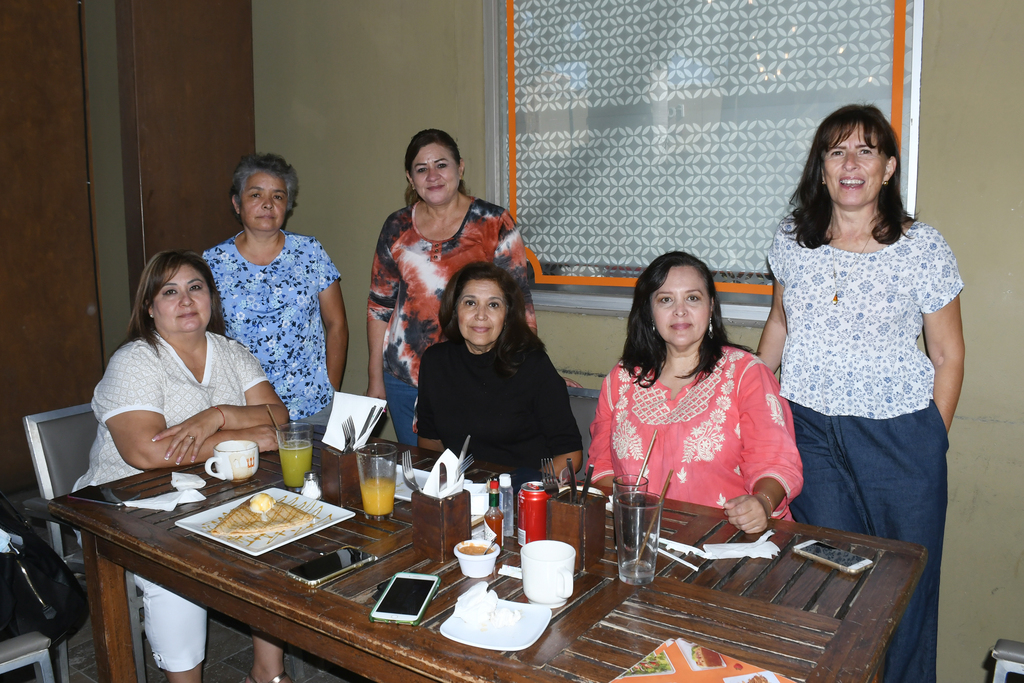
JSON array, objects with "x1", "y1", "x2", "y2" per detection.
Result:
[
  {"x1": 411, "y1": 489, "x2": 471, "y2": 562},
  {"x1": 547, "y1": 490, "x2": 607, "y2": 572},
  {"x1": 320, "y1": 444, "x2": 361, "y2": 510}
]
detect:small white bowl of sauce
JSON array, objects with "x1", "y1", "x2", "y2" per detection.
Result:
[{"x1": 453, "y1": 540, "x2": 499, "y2": 578}]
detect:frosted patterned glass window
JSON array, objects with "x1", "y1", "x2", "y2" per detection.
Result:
[{"x1": 501, "y1": 0, "x2": 917, "y2": 287}]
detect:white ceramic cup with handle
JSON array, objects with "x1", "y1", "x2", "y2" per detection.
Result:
[
  {"x1": 521, "y1": 540, "x2": 575, "y2": 607},
  {"x1": 205, "y1": 440, "x2": 259, "y2": 481}
]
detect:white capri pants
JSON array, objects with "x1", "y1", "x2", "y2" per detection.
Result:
[{"x1": 134, "y1": 575, "x2": 207, "y2": 672}]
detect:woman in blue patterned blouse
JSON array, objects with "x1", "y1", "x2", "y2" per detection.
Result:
[
  {"x1": 757, "y1": 105, "x2": 964, "y2": 683},
  {"x1": 205, "y1": 153, "x2": 348, "y2": 424}
]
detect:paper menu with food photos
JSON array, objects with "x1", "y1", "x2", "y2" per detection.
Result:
[{"x1": 614, "y1": 638, "x2": 796, "y2": 683}]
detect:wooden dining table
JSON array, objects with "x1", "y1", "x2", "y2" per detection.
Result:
[{"x1": 50, "y1": 440, "x2": 925, "y2": 683}]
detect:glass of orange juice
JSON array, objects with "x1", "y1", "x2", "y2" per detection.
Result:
[
  {"x1": 277, "y1": 423, "x2": 313, "y2": 491},
  {"x1": 355, "y1": 443, "x2": 398, "y2": 520}
]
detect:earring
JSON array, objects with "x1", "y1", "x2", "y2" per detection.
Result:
[
  {"x1": 821, "y1": 180, "x2": 826, "y2": 185},
  {"x1": 707, "y1": 320, "x2": 714, "y2": 339},
  {"x1": 883, "y1": 180, "x2": 889, "y2": 186}
]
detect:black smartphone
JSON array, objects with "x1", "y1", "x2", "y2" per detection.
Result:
[
  {"x1": 286, "y1": 547, "x2": 377, "y2": 586},
  {"x1": 67, "y1": 486, "x2": 138, "y2": 506},
  {"x1": 368, "y1": 572, "x2": 441, "y2": 625},
  {"x1": 793, "y1": 540, "x2": 874, "y2": 574}
]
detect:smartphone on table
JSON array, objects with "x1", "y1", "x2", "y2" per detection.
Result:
[
  {"x1": 368, "y1": 572, "x2": 441, "y2": 625},
  {"x1": 793, "y1": 540, "x2": 874, "y2": 574},
  {"x1": 286, "y1": 547, "x2": 377, "y2": 587}
]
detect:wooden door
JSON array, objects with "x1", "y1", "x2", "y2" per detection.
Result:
[
  {"x1": 0, "y1": 1, "x2": 105, "y2": 492},
  {"x1": 116, "y1": 0, "x2": 256, "y2": 294}
]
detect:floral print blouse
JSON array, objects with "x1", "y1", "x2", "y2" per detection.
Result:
[
  {"x1": 768, "y1": 219, "x2": 963, "y2": 419},
  {"x1": 367, "y1": 198, "x2": 536, "y2": 387},
  {"x1": 589, "y1": 348, "x2": 803, "y2": 517},
  {"x1": 204, "y1": 232, "x2": 340, "y2": 420}
]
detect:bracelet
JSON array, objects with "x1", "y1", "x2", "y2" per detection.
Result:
[
  {"x1": 755, "y1": 491, "x2": 775, "y2": 516},
  {"x1": 212, "y1": 405, "x2": 226, "y2": 430}
]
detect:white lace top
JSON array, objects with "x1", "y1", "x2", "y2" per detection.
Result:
[
  {"x1": 768, "y1": 219, "x2": 963, "y2": 419},
  {"x1": 76, "y1": 333, "x2": 268, "y2": 488}
]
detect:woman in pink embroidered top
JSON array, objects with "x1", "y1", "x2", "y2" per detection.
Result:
[
  {"x1": 591, "y1": 252, "x2": 803, "y2": 533},
  {"x1": 366, "y1": 129, "x2": 536, "y2": 445}
]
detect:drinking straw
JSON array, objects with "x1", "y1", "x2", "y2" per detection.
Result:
[
  {"x1": 266, "y1": 405, "x2": 282, "y2": 432},
  {"x1": 639, "y1": 468, "x2": 673, "y2": 565},
  {"x1": 639, "y1": 429, "x2": 658, "y2": 480}
]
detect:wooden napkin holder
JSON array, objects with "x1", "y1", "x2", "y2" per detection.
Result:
[
  {"x1": 411, "y1": 489, "x2": 471, "y2": 563},
  {"x1": 547, "y1": 490, "x2": 607, "y2": 572},
  {"x1": 320, "y1": 444, "x2": 361, "y2": 510}
]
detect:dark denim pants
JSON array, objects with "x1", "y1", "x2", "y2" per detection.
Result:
[
  {"x1": 383, "y1": 372, "x2": 418, "y2": 446},
  {"x1": 788, "y1": 401, "x2": 948, "y2": 683}
]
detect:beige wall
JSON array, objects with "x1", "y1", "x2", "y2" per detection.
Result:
[
  {"x1": 916, "y1": 1, "x2": 1024, "y2": 679},
  {"x1": 70, "y1": 0, "x2": 1019, "y2": 680}
]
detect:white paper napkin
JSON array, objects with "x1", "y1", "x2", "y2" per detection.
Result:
[
  {"x1": 171, "y1": 472, "x2": 205, "y2": 490},
  {"x1": 453, "y1": 581, "x2": 522, "y2": 628},
  {"x1": 701, "y1": 530, "x2": 780, "y2": 559},
  {"x1": 322, "y1": 392, "x2": 388, "y2": 451},
  {"x1": 125, "y1": 489, "x2": 205, "y2": 511},
  {"x1": 421, "y1": 450, "x2": 463, "y2": 498}
]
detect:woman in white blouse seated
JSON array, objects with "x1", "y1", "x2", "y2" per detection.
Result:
[{"x1": 75, "y1": 250, "x2": 292, "y2": 683}]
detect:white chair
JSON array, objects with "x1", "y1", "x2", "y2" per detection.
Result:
[
  {"x1": 0, "y1": 632, "x2": 55, "y2": 683},
  {"x1": 23, "y1": 404, "x2": 147, "y2": 683},
  {"x1": 992, "y1": 639, "x2": 1024, "y2": 683}
]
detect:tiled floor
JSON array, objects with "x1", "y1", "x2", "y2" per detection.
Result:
[{"x1": 2, "y1": 490, "x2": 367, "y2": 683}]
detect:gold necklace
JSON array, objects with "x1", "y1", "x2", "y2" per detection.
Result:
[{"x1": 830, "y1": 233, "x2": 873, "y2": 305}]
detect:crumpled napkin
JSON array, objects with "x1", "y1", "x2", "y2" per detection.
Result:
[
  {"x1": 701, "y1": 530, "x2": 780, "y2": 559},
  {"x1": 125, "y1": 473, "x2": 206, "y2": 511},
  {"x1": 453, "y1": 581, "x2": 522, "y2": 629}
]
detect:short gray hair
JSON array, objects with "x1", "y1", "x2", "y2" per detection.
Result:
[{"x1": 230, "y1": 153, "x2": 299, "y2": 219}]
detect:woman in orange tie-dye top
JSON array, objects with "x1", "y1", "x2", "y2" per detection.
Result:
[
  {"x1": 591, "y1": 252, "x2": 802, "y2": 534},
  {"x1": 366, "y1": 129, "x2": 535, "y2": 445}
]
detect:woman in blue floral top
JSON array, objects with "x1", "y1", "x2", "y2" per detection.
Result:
[
  {"x1": 205, "y1": 153, "x2": 348, "y2": 423},
  {"x1": 757, "y1": 105, "x2": 964, "y2": 683}
]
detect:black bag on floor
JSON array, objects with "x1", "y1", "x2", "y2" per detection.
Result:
[{"x1": 0, "y1": 490, "x2": 88, "y2": 641}]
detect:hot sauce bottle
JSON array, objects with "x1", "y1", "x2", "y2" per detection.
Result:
[{"x1": 484, "y1": 479, "x2": 504, "y2": 548}]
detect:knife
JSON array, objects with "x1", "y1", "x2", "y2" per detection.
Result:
[
  {"x1": 579, "y1": 464, "x2": 594, "y2": 503},
  {"x1": 357, "y1": 408, "x2": 376, "y2": 443},
  {"x1": 567, "y1": 457, "x2": 577, "y2": 504},
  {"x1": 458, "y1": 434, "x2": 471, "y2": 464}
]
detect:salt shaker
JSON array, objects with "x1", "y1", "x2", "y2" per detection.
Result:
[{"x1": 300, "y1": 471, "x2": 322, "y2": 500}]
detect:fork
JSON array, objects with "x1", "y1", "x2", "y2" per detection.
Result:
[
  {"x1": 401, "y1": 450, "x2": 420, "y2": 493},
  {"x1": 457, "y1": 454, "x2": 474, "y2": 478},
  {"x1": 540, "y1": 457, "x2": 559, "y2": 497},
  {"x1": 342, "y1": 416, "x2": 355, "y2": 451}
]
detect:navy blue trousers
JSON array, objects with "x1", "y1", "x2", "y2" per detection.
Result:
[
  {"x1": 383, "y1": 372, "x2": 418, "y2": 446},
  {"x1": 788, "y1": 401, "x2": 948, "y2": 683}
]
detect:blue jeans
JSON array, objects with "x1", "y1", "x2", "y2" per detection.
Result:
[
  {"x1": 383, "y1": 372, "x2": 418, "y2": 446},
  {"x1": 788, "y1": 401, "x2": 948, "y2": 683}
]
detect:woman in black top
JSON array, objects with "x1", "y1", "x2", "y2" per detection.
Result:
[{"x1": 416, "y1": 262, "x2": 582, "y2": 471}]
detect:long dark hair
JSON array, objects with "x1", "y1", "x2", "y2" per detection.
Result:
[
  {"x1": 439, "y1": 262, "x2": 542, "y2": 378},
  {"x1": 125, "y1": 250, "x2": 225, "y2": 350},
  {"x1": 790, "y1": 104, "x2": 911, "y2": 248},
  {"x1": 621, "y1": 252, "x2": 731, "y2": 387},
  {"x1": 403, "y1": 128, "x2": 469, "y2": 206}
]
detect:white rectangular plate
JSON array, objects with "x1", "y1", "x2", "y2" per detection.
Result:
[
  {"x1": 175, "y1": 488, "x2": 354, "y2": 556},
  {"x1": 439, "y1": 599, "x2": 551, "y2": 651}
]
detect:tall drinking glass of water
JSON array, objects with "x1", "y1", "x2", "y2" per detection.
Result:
[
  {"x1": 277, "y1": 423, "x2": 313, "y2": 490},
  {"x1": 614, "y1": 491, "x2": 662, "y2": 585}
]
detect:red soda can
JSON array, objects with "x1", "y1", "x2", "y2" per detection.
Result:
[{"x1": 517, "y1": 482, "x2": 549, "y2": 545}]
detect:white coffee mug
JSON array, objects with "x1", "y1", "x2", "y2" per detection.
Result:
[
  {"x1": 521, "y1": 540, "x2": 575, "y2": 607},
  {"x1": 205, "y1": 440, "x2": 259, "y2": 481}
]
